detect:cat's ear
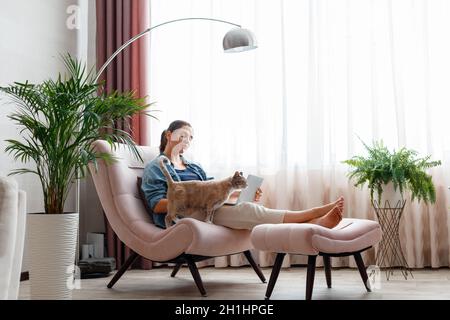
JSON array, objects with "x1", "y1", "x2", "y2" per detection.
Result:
[
  {"x1": 239, "y1": 171, "x2": 243, "y2": 176},
  {"x1": 234, "y1": 171, "x2": 240, "y2": 177}
]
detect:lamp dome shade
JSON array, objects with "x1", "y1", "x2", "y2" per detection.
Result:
[{"x1": 223, "y1": 28, "x2": 257, "y2": 53}]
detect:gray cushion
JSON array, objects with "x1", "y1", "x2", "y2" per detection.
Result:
[{"x1": 136, "y1": 176, "x2": 154, "y2": 224}]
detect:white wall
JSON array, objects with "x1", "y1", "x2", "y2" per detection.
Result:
[
  {"x1": 0, "y1": 0, "x2": 78, "y2": 212},
  {"x1": 0, "y1": 0, "x2": 105, "y2": 272}
]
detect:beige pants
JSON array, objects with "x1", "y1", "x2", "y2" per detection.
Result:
[{"x1": 212, "y1": 202, "x2": 286, "y2": 230}]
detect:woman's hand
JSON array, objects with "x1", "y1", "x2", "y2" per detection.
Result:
[
  {"x1": 228, "y1": 190, "x2": 241, "y2": 202},
  {"x1": 253, "y1": 188, "x2": 263, "y2": 202}
]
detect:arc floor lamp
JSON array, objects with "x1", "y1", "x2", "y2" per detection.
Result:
[
  {"x1": 94, "y1": 17, "x2": 258, "y2": 83},
  {"x1": 84, "y1": 16, "x2": 257, "y2": 211},
  {"x1": 76, "y1": 17, "x2": 257, "y2": 259}
]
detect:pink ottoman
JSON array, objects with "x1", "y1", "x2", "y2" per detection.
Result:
[{"x1": 251, "y1": 218, "x2": 382, "y2": 300}]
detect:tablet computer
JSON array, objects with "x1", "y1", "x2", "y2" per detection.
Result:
[{"x1": 224, "y1": 174, "x2": 264, "y2": 205}]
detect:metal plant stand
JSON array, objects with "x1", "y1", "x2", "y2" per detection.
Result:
[{"x1": 372, "y1": 199, "x2": 413, "y2": 280}]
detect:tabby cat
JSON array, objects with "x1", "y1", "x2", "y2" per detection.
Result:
[{"x1": 159, "y1": 156, "x2": 248, "y2": 227}]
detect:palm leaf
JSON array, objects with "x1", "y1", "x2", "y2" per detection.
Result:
[{"x1": 1, "y1": 53, "x2": 157, "y2": 214}]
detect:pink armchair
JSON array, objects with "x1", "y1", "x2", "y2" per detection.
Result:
[{"x1": 88, "y1": 140, "x2": 265, "y2": 296}]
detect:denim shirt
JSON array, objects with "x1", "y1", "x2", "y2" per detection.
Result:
[{"x1": 141, "y1": 152, "x2": 214, "y2": 228}]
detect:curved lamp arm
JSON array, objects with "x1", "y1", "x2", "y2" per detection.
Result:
[{"x1": 94, "y1": 17, "x2": 247, "y2": 84}]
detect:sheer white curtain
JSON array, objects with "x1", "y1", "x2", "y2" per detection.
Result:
[{"x1": 148, "y1": 0, "x2": 450, "y2": 268}]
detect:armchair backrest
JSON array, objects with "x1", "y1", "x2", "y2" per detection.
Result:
[{"x1": 89, "y1": 140, "x2": 160, "y2": 250}]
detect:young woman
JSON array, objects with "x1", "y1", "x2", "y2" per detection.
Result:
[{"x1": 141, "y1": 120, "x2": 344, "y2": 229}]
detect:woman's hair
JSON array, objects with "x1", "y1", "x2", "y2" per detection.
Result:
[{"x1": 159, "y1": 120, "x2": 192, "y2": 153}]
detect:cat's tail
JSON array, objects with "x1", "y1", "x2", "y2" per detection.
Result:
[{"x1": 159, "y1": 156, "x2": 175, "y2": 187}]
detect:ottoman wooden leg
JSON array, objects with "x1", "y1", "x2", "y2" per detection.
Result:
[
  {"x1": 306, "y1": 255, "x2": 317, "y2": 300},
  {"x1": 323, "y1": 255, "x2": 332, "y2": 288},
  {"x1": 353, "y1": 252, "x2": 371, "y2": 292},
  {"x1": 265, "y1": 253, "x2": 285, "y2": 300}
]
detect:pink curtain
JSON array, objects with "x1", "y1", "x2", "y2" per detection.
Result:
[{"x1": 96, "y1": 0, "x2": 152, "y2": 269}]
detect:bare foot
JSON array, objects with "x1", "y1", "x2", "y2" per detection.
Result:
[
  {"x1": 335, "y1": 196, "x2": 344, "y2": 212},
  {"x1": 312, "y1": 196, "x2": 345, "y2": 218},
  {"x1": 308, "y1": 206, "x2": 342, "y2": 229}
]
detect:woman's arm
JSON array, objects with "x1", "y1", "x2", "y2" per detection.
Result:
[
  {"x1": 141, "y1": 160, "x2": 170, "y2": 213},
  {"x1": 153, "y1": 198, "x2": 168, "y2": 213}
]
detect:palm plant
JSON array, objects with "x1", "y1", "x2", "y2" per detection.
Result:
[
  {"x1": 342, "y1": 139, "x2": 441, "y2": 204},
  {"x1": 1, "y1": 54, "x2": 156, "y2": 214}
]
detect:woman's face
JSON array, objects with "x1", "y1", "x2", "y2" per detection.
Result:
[{"x1": 167, "y1": 125, "x2": 194, "y2": 155}]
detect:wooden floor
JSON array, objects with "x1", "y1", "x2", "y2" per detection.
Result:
[{"x1": 19, "y1": 266, "x2": 450, "y2": 300}]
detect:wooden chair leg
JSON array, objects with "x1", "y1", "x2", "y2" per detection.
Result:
[
  {"x1": 107, "y1": 251, "x2": 139, "y2": 288},
  {"x1": 354, "y1": 252, "x2": 371, "y2": 292},
  {"x1": 306, "y1": 255, "x2": 317, "y2": 300},
  {"x1": 244, "y1": 250, "x2": 266, "y2": 283},
  {"x1": 265, "y1": 253, "x2": 285, "y2": 300},
  {"x1": 185, "y1": 256, "x2": 207, "y2": 297},
  {"x1": 171, "y1": 263, "x2": 183, "y2": 277},
  {"x1": 323, "y1": 255, "x2": 332, "y2": 288}
]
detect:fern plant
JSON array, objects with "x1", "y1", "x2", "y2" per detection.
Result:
[
  {"x1": 1, "y1": 54, "x2": 157, "y2": 214},
  {"x1": 342, "y1": 139, "x2": 441, "y2": 204}
]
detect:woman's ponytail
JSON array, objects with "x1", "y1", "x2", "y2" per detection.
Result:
[{"x1": 159, "y1": 130, "x2": 168, "y2": 153}]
